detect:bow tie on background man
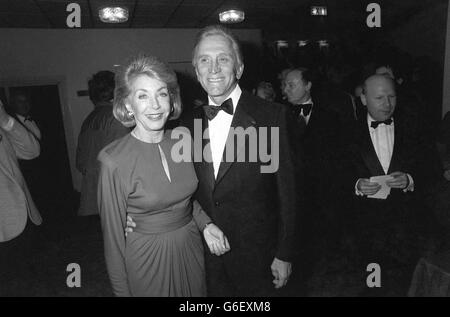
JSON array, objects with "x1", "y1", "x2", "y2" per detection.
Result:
[
  {"x1": 203, "y1": 98, "x2": 234, "y2": 120},
  {"x1": 293, "y1": 103, "x2": 313, "y2": 118},
  {"x1": 370, "y1": 118, "x2": 393, "y2": 129}
]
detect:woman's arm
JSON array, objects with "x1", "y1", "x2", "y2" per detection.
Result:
[{"x1": 97, "y1": 152, "x2": 131, "y2": 296}]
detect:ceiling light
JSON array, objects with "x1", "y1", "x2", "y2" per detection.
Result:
[
  {"x1": 297, "y1": 40, "x2": 309, "y2": 47},
  {"x1": 276, "y1": 40, "x2": 289, "y2": 49},
  {"x1": 99, "y1": 7, "x2": 129, "y2": 23},
  {"x1": 219, "y1": 10, "x2": 245, "y2": 23},
  {"x1": 311, "y1": 6, "x2": 327, "y2": 16},
  {"x1": 317, "y1": 40, "x2": 329, "y2": 47}
]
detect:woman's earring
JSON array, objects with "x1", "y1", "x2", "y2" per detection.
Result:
[{"x1": 128, "y1": 111, "x2": 134, "y2": 117}]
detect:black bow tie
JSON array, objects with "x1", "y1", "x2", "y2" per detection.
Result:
[
  {"x1": 203, "y1": 98, "x2": 234, "y2": 120},
  {"x1": 293, "y1": 103, "x2": 312, "y2": 117},
  {"x1": 370, "y1": 118, "x2": 393, "y2": 129}
]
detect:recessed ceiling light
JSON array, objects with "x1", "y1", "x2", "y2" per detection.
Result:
[
  {"x1": 99, "y1": 7, "x2": 129, "y2": 23},
  {"x1": 219, "y1": 10, "x2": 245, "y2": 23},
  {"x1": 311, "y1": 6, "x2": 327, "y2": 16},
  {"x1": 317, "y1": 40, "x2": 329, "y2": 47},
  {"x1": 276, "y1": 40, "x2": 289, "y2": 48},
  {"x1": 297, "y1": 40, "x2": 309, "y2": 47}
]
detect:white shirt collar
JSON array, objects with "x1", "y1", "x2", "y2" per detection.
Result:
[
  {"x1": 208, "y1": 84, "x2": 241, "y2": 114},
  {"x1": 367, "y1": 113, "x2": 394, "y2": 130},
  {"x1": 301, "y1": 98, "x2": 313, "y2": 105}
]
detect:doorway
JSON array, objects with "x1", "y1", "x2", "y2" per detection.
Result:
[{"x1": 3, "y1": 84, "x2": 73, "y2": 215}]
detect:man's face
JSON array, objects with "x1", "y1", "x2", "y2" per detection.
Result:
[
  {"x1": 13, "y1": 95, "x2": 31, "y2": 116},
  {"x1": 361, "y1": 76, "x2": 397, "y2": 121},
  {"x1": 194, "y1": 34, "x2": 243, "y2": 105},
  {"x1": 283, "y1": 70, "x2": 311, "y2": 105}
]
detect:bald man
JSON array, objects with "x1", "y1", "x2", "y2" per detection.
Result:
[{"x1": 340, "y1": 74, "x2": 434, "y2": 296}]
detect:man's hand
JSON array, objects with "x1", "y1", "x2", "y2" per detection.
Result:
[
  {"x1": 203, "y1": 223, "x2": 230, "y2": 256},
  {"x1": 356, "y1": 178, "x2": 381, "y2": 196},
  {"x1": 386, "y1": 171, "x2": 409, "y2": 189},
  {"x1": 444, "y1": 170, "x2": 450, "y2": 181},
  {"x1": 271, "y1": 257, "x2": 292, "y2": 289}
]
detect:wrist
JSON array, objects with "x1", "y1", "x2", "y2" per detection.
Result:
[{"x1": 203, "y1": 222, "x2": 213, "y2": 232}]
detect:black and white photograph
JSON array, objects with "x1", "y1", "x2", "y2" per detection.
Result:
[{"x1": 0, "y1": 0, "x2": 449, "y2": 300}]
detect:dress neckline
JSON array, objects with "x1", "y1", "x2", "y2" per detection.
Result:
[{"x1": 130, "y1": 129, "x2": 170, "y2": 145}]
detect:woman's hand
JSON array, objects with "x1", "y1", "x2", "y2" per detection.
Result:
[
  {"x1": 125, "y1": 215, "x2": 136, "y2": 237},
  {"x1": 203, "y1": 223, "x2": 231, "y2": 256}
]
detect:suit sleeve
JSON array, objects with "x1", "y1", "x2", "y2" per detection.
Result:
[
  {"x1": 192, "y1": 200, "x2": 212, "y2": 231},
  {"x1": 2, "y1": 116, "x2": 40, "y2": 160},
  {"x1": 274, "y1": 105, "x2": 299, "y2": 262},
  {"x1": 97, "y1": 151, "x2": 131, "y2": 297}
]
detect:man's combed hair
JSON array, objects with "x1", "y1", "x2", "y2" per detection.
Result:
[
  {"x1": 113, "y1": 54, "x2": 182, "y2": 127},
  {"x1": 88, "y1": 70, "x2": 115, "y2": 104},
  {"x1": 191, "y1": 25, "x2": 244, "y2": 71}
]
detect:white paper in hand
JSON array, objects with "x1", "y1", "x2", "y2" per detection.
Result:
[{"x1": 368, "y1": 175, "x2": 394, "y2": 199}]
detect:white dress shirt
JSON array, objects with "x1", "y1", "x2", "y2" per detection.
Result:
[
  {"x1": 207, "y1": 84, "x2": 241, "y2": 178},
  {"x1": 297, "y1": 98, "x2": 313, "y2": 125},
  {"x1": 355, "y1": 114, "x2": 414, "y2": 195},
  {"x1": 368, "y1": 114, "x2": 394, "y2": 174},
  {"x1": 17, "y1": 114, "x2": 41, "y2": 140}
]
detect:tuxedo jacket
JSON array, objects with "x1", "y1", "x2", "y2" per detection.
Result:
[
  {"x1": 181, "y1": 91, "x2": 299, "y2": 281},
  {"x1": 0, "y1": 118, "x2": 42, "y2": 242},
  {"x1": 341, "y1": 110, "x2": 433, "y2": 229},
  {"x1": 291, "y1": 100, "x2": 341, "y2": 199}
]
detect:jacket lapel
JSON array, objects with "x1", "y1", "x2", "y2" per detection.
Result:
[
  {"x1": 387, "y1": 117, "x2": 403, "y2": 174},
  {"x1": 357, "y1": 117, "x2": 386, "y2": 176},
  {"x1": 215, "y1": 92, "x2": 256, "y2": 187},
  {"x1": 192, "y1": 106, "x2": 215, "y2": 192}
]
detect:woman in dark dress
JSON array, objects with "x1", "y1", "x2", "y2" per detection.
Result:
[{"x1": 97, "y1": 55, "x2": 230, "y2": 297}]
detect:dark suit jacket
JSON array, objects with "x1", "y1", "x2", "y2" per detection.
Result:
[
  {"x1": 341, "y1": 110, "x2": 433, "y2": 231},
  {"x1": 292, "y1": 101, "x2": 341, "y2": 198},
  {"x1": 287, "y1": 101, "x2": 344, "y2": 263},
  {"x1": 181, "y1": 90, "x2": 299, "y2": 293}
]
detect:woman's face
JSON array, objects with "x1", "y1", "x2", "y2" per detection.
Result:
[{"x1": 126, "y1": 74, "x2": 171, "y2": 136}]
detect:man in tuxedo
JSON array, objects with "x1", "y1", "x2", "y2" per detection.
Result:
[
  {"x1": 184, "y1": 25, "x2": 299, "y2": 296},
  {"x1": 283, "y1": 68, "x2": 342, "y2": 280},
  {"x1": 8, "y1": 91, "x2": 43, "y2": 208},
  {"x1": 0, "y1": 98, "x2": 42, "y2": 242},
  {"x1": 342, "y1": 74, "x2": 434, "y2": 295},
  {"x1": 9, "y1": 91, "x2": 41, "y2": 142}
]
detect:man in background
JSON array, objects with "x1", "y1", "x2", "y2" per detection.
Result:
[{"x1": 76, "y1": 70, "x2": 129, "y2": 216}]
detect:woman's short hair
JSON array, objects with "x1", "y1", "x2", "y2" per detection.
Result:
[
  {"x1": 191, "y1": 25, "x2": 244, "y2": 73},
  {"x1": 113, "y1": 54, "x2": 182, "y2": 127}
]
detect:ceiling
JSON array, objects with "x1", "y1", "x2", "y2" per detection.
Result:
[{"x1": 0, "y1": 0, "x2": 443, "y2": 36}]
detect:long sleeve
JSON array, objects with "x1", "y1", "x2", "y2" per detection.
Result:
[
  {"x1": 2, "y1": 116, "x2": 40, "y2": 160},
  {"x1": 192, "y1": 200, "x2": 211, "y2": 231},
  {"x1": 97, "y1": 151, "x2": 131, "y2": 296},
  {"x1": 274, "y1": 105, "x2": 299, "y2": 262}
]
